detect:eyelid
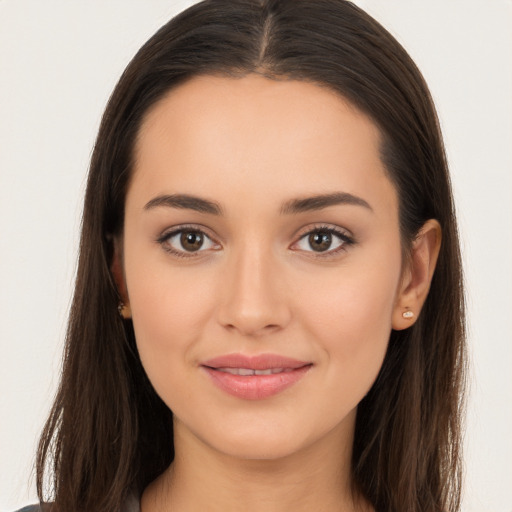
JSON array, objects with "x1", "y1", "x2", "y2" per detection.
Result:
[
  {"x1": 156, "y1": 224, "x2": 221, "y2": 257},
  {"x1": 290, "y1": 223, "x2": 355, "y2": 256}
]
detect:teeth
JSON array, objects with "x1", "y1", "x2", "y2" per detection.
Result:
[
  {"x1": 216, "y1": 367, "x2": 286, "y2": 376},
  {"x1": 255, "y1": 369, "x2": 272, "y2": 375}
]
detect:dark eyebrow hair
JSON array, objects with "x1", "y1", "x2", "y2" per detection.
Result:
[
  {"x1": 143, "y1": 191, "x2": 372, "y2": 216},
  {"x1": 144, "y1": 194, "x2": 223, "y2": 215},
  {"x1": 280, "y1": 192, "x2": 373, "y2": 215}
]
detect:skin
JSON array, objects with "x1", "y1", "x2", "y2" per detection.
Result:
[{"x1": 113, "y1": 74, "x2": 441, "y2": 511}]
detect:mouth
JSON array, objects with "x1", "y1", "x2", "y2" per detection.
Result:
[
  {"x1": 213, "y1": 367, "x2": 298, "y2": 376},
  {"x1": 201, "y1": 353, "x2": 312, "y2": 400}
]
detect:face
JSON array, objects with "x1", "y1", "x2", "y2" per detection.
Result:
[{"x1": 119, "y1": 74, "x2": 405, "y2": 460}]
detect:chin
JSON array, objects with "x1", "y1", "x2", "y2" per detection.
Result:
[
  {"x1": 212, "y1": 435, "x2": 307, "y2": 461},
  {"x1": 192, "y1": 416, "x2": 337, "y2": 463}
]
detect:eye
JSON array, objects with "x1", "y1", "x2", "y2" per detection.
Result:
[
  {"x1": 158, "y1": 227, "x2": 219, "y2": 257},
  {"x1": 293, "y1": 226, "x2": 354, "y2": 255}
]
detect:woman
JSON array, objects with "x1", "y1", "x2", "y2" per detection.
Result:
[{"x1": 18, "y1": 0, "x2": 466, "y2": 511}]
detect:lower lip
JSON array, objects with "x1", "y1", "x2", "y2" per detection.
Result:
[{"x1": 202, "y1": 366, "x2": 312, "y2": 400}]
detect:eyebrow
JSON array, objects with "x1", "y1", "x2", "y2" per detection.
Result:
[
  {"x1": 280, "y1": 192, "x2": 373, "y2": 215},
  {"x1": 143, "y1": 191, "x2": 372, "y2": 216},
  {"x1": 144, "y1": 194, "x2": 223, "y2": 215}
]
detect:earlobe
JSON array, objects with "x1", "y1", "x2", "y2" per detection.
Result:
[
  {"x1": 392, "y1": 219, "x2": 442, "y2": 330},
  {"x1": 111, "y1": 237, "x2": 132, "y2": 319}
]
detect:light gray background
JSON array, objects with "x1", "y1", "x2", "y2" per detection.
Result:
[{"x1": 1, "y1": 1, "x2": 511, "y2": 510}]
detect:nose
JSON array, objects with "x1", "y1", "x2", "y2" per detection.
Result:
[{"x1": 216, "y1": 241, "x2": 291, "y2": 337}]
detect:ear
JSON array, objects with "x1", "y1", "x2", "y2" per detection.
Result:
[
  {"x1": 392, "y1": 219, "x2": 441, "y2": 330},
  {"x1": 111, "y1": 237, "x2": 132, "y2": 319}
]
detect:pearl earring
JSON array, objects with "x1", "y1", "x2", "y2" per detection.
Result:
[
  {"x1": 118, "y1": 302, "x2": 132, "y2": 319},
  {"x1": 402, "y1": 310, "x2": 414, "y2": 319}
]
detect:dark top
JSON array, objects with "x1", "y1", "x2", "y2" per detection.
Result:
[{"x1": 14, "y1": 494, "x2": 140, "y2": 512}]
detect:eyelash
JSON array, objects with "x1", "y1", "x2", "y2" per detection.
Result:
[
  {"x1": 156, "y1": 224, "x2": 355, "y2": 259},
  {"x1": 293, "y1": 224, "x2": 355, "y2": 259},
  {"x1": 156, "y1": 224, "x2": 219, "y2": 259}
]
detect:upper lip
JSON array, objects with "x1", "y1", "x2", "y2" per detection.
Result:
[{"x1": 202, "y1": 353, "x2": 311, "y2": 371}]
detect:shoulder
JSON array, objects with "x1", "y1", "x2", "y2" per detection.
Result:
[
  {"x1": 13, "y1": 495, "x2": 139, "y2": 512},
  {"x1": 13, "y1": 505, "x2": 52, "y2": 512}
]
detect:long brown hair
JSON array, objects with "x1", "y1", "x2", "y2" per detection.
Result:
[{"x1": 36, "y1": 1, "x2": 466, "y2": 511}]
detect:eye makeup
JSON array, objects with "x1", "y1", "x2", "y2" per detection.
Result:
[{"x1": 155, "y1": 222, "x2": 356, "y2": 260}]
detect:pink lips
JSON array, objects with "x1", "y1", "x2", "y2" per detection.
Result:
[{"x1": 201, "y1": 353, "x2": 312, "y2": 400}]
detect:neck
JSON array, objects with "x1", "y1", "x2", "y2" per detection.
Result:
[{"x1": 141, "y1": 412, "x2": 372, "y2": 512}]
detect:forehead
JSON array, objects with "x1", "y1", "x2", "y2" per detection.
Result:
[{"x1": 130, "y1": 74, "x2": 397, "y2": 216}]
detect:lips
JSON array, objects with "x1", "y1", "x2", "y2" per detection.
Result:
[
  {"x1": 215, "y1": 367, "x2": 295, "y2": 376},
  {"x1": 201, "y1": 353, "x2": 312, "y2": 400}
]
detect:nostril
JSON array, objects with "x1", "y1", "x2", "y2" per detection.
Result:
[{"x1": 221, "y1": 321, "x2": 283, "y2": 335}]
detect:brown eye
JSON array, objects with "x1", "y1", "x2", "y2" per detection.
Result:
[
  {"x1": 180, "y1": 231, "x2": 204, "y2": 252},
  {"x1": 293, "y1": 226, "x2": 353, "y2": 256},
  {"x1": 308, "y1": 231, "x2": 333, "y2": 252},
  {"x1": 158, "y1": 228, "x2": 218, "y2": 257}
]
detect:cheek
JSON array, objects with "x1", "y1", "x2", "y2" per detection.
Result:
[
  {"x1": 297, "y1": 256, "x2": 401, "y2": 395},
  {"x1": 126, "y1": 260, "x2": 217, "y2": 383},
  {"x1": 300, "y1": 256, "x2": 400, "y2": 338}
]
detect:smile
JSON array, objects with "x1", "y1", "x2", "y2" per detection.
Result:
[
  {"x1": 215, "y1": 367, "x2": 295, "y2": 376},
  {"x1": 201, "y1": 353, "x2": 312, "y2": 400}
]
